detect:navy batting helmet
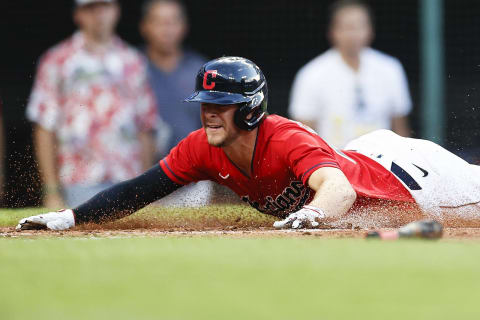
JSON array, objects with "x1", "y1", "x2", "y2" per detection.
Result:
[{"x1": 184, "y1": 56, "x2": 268, "y2": 130}]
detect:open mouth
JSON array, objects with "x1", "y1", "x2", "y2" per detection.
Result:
[{"x1": 206, "y1": 124, "x2": 223, "y2": 130}]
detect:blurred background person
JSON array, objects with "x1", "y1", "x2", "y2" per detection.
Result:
[
  {"x1": 289, "y1": 0, "x2": 412, "y2": 148},
  {"x1": 140, "y1": 0, "x2": 239, "y2": 206},
  {"x1": 140, "y1": 0, "x2": 206, "y2": 158},
  {"x1": 26, "y1": 0, "x2": 157, "y2": 208}
]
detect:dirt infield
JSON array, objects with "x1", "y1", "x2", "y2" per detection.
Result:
[
  {"x1": 2, "y1": 226, "x2": 480, "y2": 240},
  {"x1": 4, "y1": 202, "x2": 480, "y2": 240}
]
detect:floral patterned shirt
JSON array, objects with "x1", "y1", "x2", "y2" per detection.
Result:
[{"x1": 27, "y1": 32, "x2": 157, "y2": 185}]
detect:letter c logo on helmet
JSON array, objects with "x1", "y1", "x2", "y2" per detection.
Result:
[{"x1": 202, "y1": 70, "x2": 217, "y2": 90}]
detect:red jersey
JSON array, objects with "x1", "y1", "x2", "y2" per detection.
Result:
[{"x1": 160, "y1": 115, "x2": 413, "y2": 217}]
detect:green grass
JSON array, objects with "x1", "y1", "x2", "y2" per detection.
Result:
[
  {"x1": 1, "y1": 208, "x2": 480, "y2": 320},
  {"x1": 0, "y1": 208, "x2": 46, "y2": 226},
  {"x1": 0, "y1": 205, "x2": 275, "y2": 229}
]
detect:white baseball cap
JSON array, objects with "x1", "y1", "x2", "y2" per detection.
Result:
[{"x1": 75, "y1": 0, "x2": 116, "y2": 7}]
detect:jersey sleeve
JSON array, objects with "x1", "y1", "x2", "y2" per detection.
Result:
[
  {"x1": 283, "y1": 129, "x2": 341, "y2": 186},
  {"x1": 159, "y1": 132, "x2": 210, "y2": 185}
]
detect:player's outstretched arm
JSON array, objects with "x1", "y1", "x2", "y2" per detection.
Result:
[
  {"x1": 274, "y1": 167, "x2": 357, "y2": 229},
  {"x1": 306, "y1": 167, "x2": 357, "y2": 217},
  {"x1": 16, "y1": 164, "x2": 182, "y2": 231}
]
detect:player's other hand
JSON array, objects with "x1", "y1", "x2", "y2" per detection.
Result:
[
  {"x1": 273, "y1": 205, "x2": 325, "y2": 229},
  {"x1": 16, "y1": 209, "x2": 75, "y2": 231}
]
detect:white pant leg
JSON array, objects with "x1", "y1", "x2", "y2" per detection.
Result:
[{"x1": 345, "y1": 130, "x2": 480, "y2": 217}]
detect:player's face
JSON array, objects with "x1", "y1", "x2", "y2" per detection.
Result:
[
  {"x1": 140, "y1": 2, "x2": 187, "y2": 54},
  {"x1": 74, "y1": 2, "x2": 120, "y2": 40},
  {"x1": 201, "y1": 103, "x2": 240, "y2": 147},
  {"x1": 329, "y1": 6, "x2": 373, "y2": 56}
]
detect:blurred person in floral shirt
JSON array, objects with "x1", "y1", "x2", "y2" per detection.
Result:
[{"x1": 26, "y1": 0, "x2": 158, "y2": 208}]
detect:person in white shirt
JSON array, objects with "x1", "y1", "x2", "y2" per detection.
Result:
[{"x1": 289, "y1": 0, "x2": 412, "y2": 148}]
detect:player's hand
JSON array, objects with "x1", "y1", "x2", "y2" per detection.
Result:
[
  {"x1": 16, "y1": 209, "x2": 75, "y2": 231},
  {"x1": 273, "y1": 205, "x2": 326, "y2": 229}
]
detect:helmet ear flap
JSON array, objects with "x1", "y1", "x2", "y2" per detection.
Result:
[{"x1": 234, "y1": 92, "x2": 266, "y2": 131}]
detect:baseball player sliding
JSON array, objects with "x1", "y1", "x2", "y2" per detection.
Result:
[{"x1": 17, "y1": 57, "x2": 480, "y2": 231}]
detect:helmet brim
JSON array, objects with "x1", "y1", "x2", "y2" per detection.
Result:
[{"x1": 184, "y1": 91, "x2": 251, "y2": 105}]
